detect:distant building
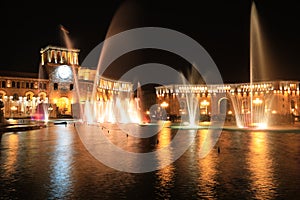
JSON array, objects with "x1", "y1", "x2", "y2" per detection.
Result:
[
  {"x1": 155, "y1": 81, "x2": 300, "y2": 125},
  {"x1": 0, "y1": 45, "x2": 133, "y2": 120}
]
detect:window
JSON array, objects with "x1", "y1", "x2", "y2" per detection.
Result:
[
  {"x1": 27, "y1": 94, "x2": 32, "y2": 100},
  {"x1": 54, "y1": 83, "x2": 58, "y2": 90},
  {"x1": 13, "y1": 93, "x2": 18, "y2": 101},
  {"x1": 1, "y1": 81, "x2": 6, "y2": 88},
  {"x1": 70, "y1": 84, "x2": 73, "y2": 91},
  {"x1": 12, "y1": 81, "x2": 15, "y2": 88}
]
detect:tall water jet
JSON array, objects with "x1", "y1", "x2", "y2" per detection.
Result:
[
  {"x1": 179, "y1": 67, "x2": 201, "y2": 127},
  {"x1": 135, "y1": 82, "x2": 144, "y2": 123},
  {"x1": 60, "y1": 25, "x2": 84, "y2": 121},
  {"x1": 229, "y1": 1, "x2": 274, "y2": 128},
  {"x1": 79, "y1": 1, "x2": 144, "y2": 125},
  {"x1": 249, "y1": 1, "x2": 269, "y2": 127}
]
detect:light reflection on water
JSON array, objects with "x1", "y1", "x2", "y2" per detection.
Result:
[
  {"x1": 2, "y1": 133, "x2": 19, "y2": 178},
  {"x1": 247, "y1": 132, "x2": 277, "y2": 200},
  {"x1": 49, "y1": 128, "x2": 74, "y2": 199},
  {"x1": 0, "y1": 125, "x2": 300, "y2": 199},
  {"x1": 197, "y1": 130, "x2": 218, "y2": 199},
  {"x1": 155, "y1": 127, "x2": 175, "y2": 199}
]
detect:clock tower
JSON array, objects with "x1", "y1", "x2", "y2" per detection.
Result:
[{"x1": 40, "y1": 45, "x2": 80, "y2": 117}]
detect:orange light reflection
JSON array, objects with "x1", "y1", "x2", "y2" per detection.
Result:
[{"x1": 247, "y1": 131, "x2": 277, "y2": 199}]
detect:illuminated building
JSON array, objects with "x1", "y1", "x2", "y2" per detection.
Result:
[
  {"x1": 0, "y1": 45, "x2": 133, "y2": 119},
  {"x1": 155, "y1": 81, "x2": 300, "y2": 125}
]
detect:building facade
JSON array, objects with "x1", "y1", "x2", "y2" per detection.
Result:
[
  {"x1": 155, "y1": 81, "x2": 300, "y2": 125},
  {"x1": 0, "y1": 45, "x2": 134, "y2": 120}
]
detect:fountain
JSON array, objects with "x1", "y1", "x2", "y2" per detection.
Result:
[
  {"x1": 179, "y1": 71, "x2": 201, "y2": 127},
  {"x1": 229, "y1": 1, "x2": 276, "y2": 129},
  {"x1": 159, "y1": 1, "x2": 298, "y2": 131}
]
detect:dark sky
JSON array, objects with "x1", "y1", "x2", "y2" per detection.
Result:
[{"x1": 1, "y1": 0, "x2": 299, "y2": 83}]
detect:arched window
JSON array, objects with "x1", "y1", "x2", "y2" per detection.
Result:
[
  {"x1": 219, "y1": 98, "x2": 229, "y2": 115},
  {"x1": 13, "y1": 93, "x2": 19, "y2": 101},
  {"x1": 54, "y1": 83, "x2": 58, "y2": 90},
  {"x1": 70, "y1": 84, "x2": 73, "y2": 91},
  {"x1": 25, "y1": 91, "x2": 34, "y2": 101},
  {"x1": 39, "y1": 92, "x2": 46, "y2": 101}
]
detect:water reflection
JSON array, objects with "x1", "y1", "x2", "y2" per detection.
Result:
[
  {"x1": 1, "y1": 133, "x2": 19, "y2": 178},
  {"x1": 247, "y1": 131, "x2": 277, "y2": 199},
  {"x1": 1, "y1": 125, "x2": 300, "y2": 199},
  {"x1": 49, "y1": 128, "x2": 74, "y2": 198},
  {"x1": 197, "y1": 130, "x2": 217, "y2": 199},
  {"x1": 155, "y1": 128, "x2": 175, "y2": 199}
]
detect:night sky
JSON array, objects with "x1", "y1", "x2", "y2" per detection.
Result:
[{"x1": 1, "y1": 0, "x2": 299, "y2": 83}]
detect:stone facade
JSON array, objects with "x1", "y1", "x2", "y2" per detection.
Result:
[
  {"x1": 156, "y1": 81, "x2": 300, "y2": 125},
  {"x1": 0, "y1": 45, "x2": 134, "y2": 120}
]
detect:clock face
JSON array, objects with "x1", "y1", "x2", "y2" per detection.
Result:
[{"x1": 58, "y1": 65, "x2": 71, "y2": 79}]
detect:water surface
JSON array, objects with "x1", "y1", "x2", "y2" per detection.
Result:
[{"x1": 1, "y1": 124, "x2": 299, "y2": 199}]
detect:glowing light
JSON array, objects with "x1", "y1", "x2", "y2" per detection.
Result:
[
  {"x1": 160, "y1": 101, "x2": 169, "y2": 108},
  {"x1": 200, "y1": 100, "x2": 209, "y2": 106},
  {"x1": 58, "y1": 65, "x2": 71, "y2": 79},
  {"x1": 271, "y1": 110, "x2": 277, "y2": 114},
  {"x1": 253, "y1": 98, "x2": 263, "y2": 104}
]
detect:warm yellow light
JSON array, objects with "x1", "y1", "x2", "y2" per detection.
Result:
[
  {"x1": 161, "y1": 101, "x2": 169, "y2": 108},
  {"x1": 271, "y1": 110, "x2": 277, "y2": 114},
  {"x1": 253, "y1": 98, "x2": 262, "y2": 104},
  {"x1": 200, "y1": 100, "x2": 209, "y2": 106},
  {"x1": 11, "y1": 106, "x2": 17, "y2": 111}
]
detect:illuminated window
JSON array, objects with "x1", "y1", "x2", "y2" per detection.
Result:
[{"x1": 27, "y1": 94, "x2": 31, "y2": 100}]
